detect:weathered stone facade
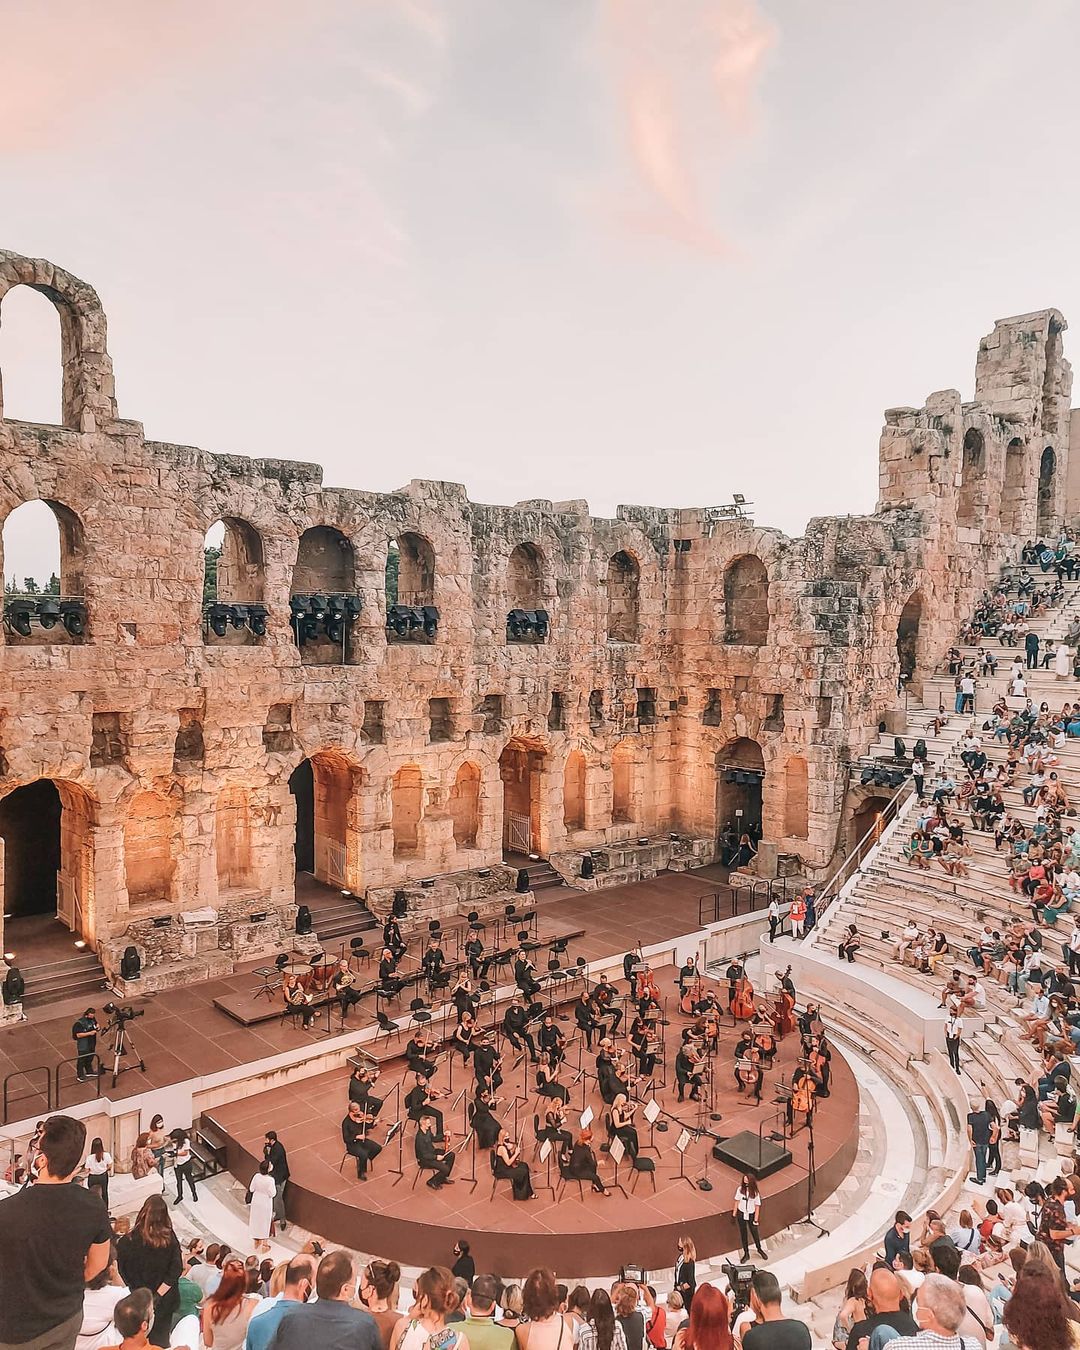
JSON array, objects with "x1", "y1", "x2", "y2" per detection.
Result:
[{"x1": 0, "y1": 248, "x2": 1075, "y2": 972}]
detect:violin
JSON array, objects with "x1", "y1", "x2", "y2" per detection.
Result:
[{"x1": 731, "y1": 974, "x2": 756, "y2": 1020}]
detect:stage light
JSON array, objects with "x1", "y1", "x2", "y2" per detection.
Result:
[
  {"x1": 421, "y1": 605, "x2": 439, "y2": 639},
  {"x1": 119, "y1": 946, "x2": 141, "y2": 980},
  {"x1": 581, "y1": 855, "x2": 595, "y2": 879},
  {"x1": 732, "y1": 493, "x2": 746, "y2": 505},
  {"x1": 151, "y1": 916, "x2": 172, "y2": 928},
  {"x1": 207, "y1": 604, "x2": 231, "y2": 638},
  {"x1": 5, "y1": 599, "x2": 33, "y2": 637},
  {"x1": 229, "y1": 604, "x2": 249, "y2": 629},
  {"x1": 3, "y1": 951, "x2": 14, "y2": 962},
  {"x1": 74, "y1": 939, "x2": 87, "y2": 949},
  {"x1": 2, "y1": 966, "x2": 24, "y2": 1003},
  {"x1": 308, "y1": 593, "x2": 328, "y2": 616},
  {"x1": 296, "y1": 904, "x2": 313, "y2": 935},
  {"x1": 507, "y1": 609, "x2": 549, "y2": 641},
  {"x1": 420, "y1": 878, "x2": 436, "y2": 888},
  {"x1": 249, "y1": 911, "x2": 268, "y2": 923},
  {"x1": 248, "y1": 604, "x2": 268, "y2": 637},
  {"x1": 60, "y1": 601, "x2": 87, "y2": 637},
  {"x1": 860, "y1": 766, "x2": 876, "y2": 785},
  {"x1": 36, "y1": 598, "x2": 61, "y2": 629}
]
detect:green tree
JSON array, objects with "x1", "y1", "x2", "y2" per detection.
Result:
[
  {"x1": 46, "y1": 573, "x2": 60, "y2": 595},
  {"x1": 203, "y1": 546, "x2": 221, "y2": 604},
  {"x1": 385, "y1": 542, "x2": 400, "y2": 606},
  {"x1": 22, "y1": 577, "x2": 39, "y2": 594}
]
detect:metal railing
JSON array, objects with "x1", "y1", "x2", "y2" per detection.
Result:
[
  {"x1": 696, "y1": 874, "x2": 789, "y2": 928},
  {"x1": 814, "y1": 781, "x2": 915, "y2": 925},
  {"x1": 2, "y1": 1067, "x2": 52, "y2": 1125}
]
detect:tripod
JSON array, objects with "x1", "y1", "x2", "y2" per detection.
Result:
[
  {"x1": 108, "y1": 1017, "x2": 146, "y2": 1087},
  {"x1": 793, "y1": 1109, "x2": 828, "y2": 1238}
]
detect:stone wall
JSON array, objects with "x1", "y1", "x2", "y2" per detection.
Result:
[{"x1": 0, "y1": 247, "x2": 1072, "y2": 960}]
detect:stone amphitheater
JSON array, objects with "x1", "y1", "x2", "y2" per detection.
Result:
[{"x1": 2, "y1": 247, "x2": 1080, "y2": 1333}]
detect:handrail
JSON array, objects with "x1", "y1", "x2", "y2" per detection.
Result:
[
  {"x1": 54, "y1": 1054, "x2": 101, "y2": 1108},
  {"x1": 696, "y1": 876, "x2": 789, "y2": 928},
  {"x1": 815, "y1": 781, "x2": 915, "y2": 922},
  {"x1": 2, "y1": 1066, "x2": 52, "y2": 1125}
]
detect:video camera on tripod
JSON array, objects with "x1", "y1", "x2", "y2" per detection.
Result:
[
  {"x1": 102, "y1": 1002, "x2": 146, "y2": 1086},
  {"x1": 102, "y1": 1001, "x2": 144, "y2": 1026},
  {"x1": 721, "y1": 1262, "x2": 756, "y2": 1319}
]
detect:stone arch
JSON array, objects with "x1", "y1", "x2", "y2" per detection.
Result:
[
  {"x1": 449, "y1": 762, "x2": 481, "y2": 849},
  {"x1": 606, "y1": 550, "x2": 640, "y2": 643},
  {"x1": 293, "y1": 525, "x2": 355, "y2": 594},
  {"x1": 386, "y1": 531, "x2": 435, "y2": 607},
  {"x1": 723, "y1": 554, "x2": 769, "y2": 645},
  {"x1": 499, "y1": 735, "x2": 548, "y2": 855},
  {"x1": 715, "y1": 738, "x2": 765, "y2": 842},
  {"x1": 897, "y1": 591, "x2": 923, "y2": 685},
  {"x1": 124, "y1": 788, "x2": 182, "y2": 907},
  {"x1": 848, "y1": 794, "x2": 891, "y2": 853},
  {"x1": 956, "y1": 428, "x2": 986, "y2": 527},
  {"x1": 0, "y1": 251, "x2": 118, "y2": 432},
  {"x1": 1, "y1": 497, "x2": 86, "y2": 598},
  {"x1": 392, "y1": 764, "x2": 424, "y2": 857},
  {"x1": 508, "y1": 542, "x2": 544, "y2": 610},
  {"x1": 784, "y1": 755, "x2": 809, "y2": 839},
  {"x1": 215, "y1": 786, "x2": 254, "y2": 891},
  {"x1": 289, "y1": 749, "x2": 358, "y2": 886},
  {"x1": 1001, "y1": 438, "x2": 1026, "y2": 535},
  {"x1": 291, "y1": 527, "x2": 357, "y2": 663},
  {"x1": 0, "y1": 285, "x2": 62, "y2": 423},
  {"x1": 1037, "y1": 446, "x2": 1056, "y2": 537},
  {"x1": 204, "y1": 517, "x2": 264, "y2": 604},
  {"x1": 611, "y1": 739, "x2": 636, "y2": 824},
  {"x1": 563, "y1": 749, "x2": 586, "y2": 830},
  {"x1": 0, "y1": 777, "x2": 96, "y2": 942}
]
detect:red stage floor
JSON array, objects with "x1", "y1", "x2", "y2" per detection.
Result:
[{"x1": 209, "y1": 966, "x2": 858, "y2": 1276}]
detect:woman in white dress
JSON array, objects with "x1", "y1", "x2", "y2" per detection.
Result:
[
  {"x1": 1056, "y1": 643, "x2": 1072, "y2": 679},
  {"x1": 247, "y1": 1161, "x2": 276, "y2": 1252}
]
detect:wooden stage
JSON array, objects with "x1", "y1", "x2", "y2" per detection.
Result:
[{"x1": 208, "y1": 965, "x2": 859, "y2": 1277}]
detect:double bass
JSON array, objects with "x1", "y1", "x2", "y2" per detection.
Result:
[
  {"x1": 680, "y1": 974, "x2": 705, "y2": 1016},
  {"x1": 772, "y1": 986, "x2": 796, "y2": 1039},
  {"x1": 731, "y1": 972, "x2": 756, "y2": 1021}
]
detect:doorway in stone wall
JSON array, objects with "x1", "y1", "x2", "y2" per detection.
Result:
[{"x1": 500, "y1": 737, "x2": 546, "y2": 858}]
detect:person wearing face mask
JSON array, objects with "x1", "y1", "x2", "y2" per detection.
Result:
[
  {"x1": 244, "y1": 1256, "x2": 315, "y2": 1350},
  {"x1": 356, "y1": 1260, "x2": 403, "y2": 1350}
]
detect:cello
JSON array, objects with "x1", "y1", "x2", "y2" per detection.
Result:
[
  {"x1": 731, "y1": 972, "x2": 756, "y2": 1021},
  {"x1": 789, "y1": 1066, "x2": 817, "y2": 1129}
]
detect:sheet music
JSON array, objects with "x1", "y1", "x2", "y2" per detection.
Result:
[
  {"x1": 676, "y1": 1128, "x2": 691, "y2": 1154},
  {"x1": 643, "y1": 1098, "x2": 660, "y2": 1124},
  {"x1": 539, "y1": 1138, "x2": 552, "y2": 1162},
  {"x1": 609, "y1": 1136, "x2": 625, "y2": 1164},
  {"x1": 580, "y1": 1106, "x2": 594, "y2": 1129}
]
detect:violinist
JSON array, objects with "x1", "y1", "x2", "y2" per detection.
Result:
[
  {"x1": 502, "y1": 996, "x2": 538, "y2": 1061},
  {"x1": 535, "y1": 1052, "x2": 570, "y2": 1104},
  {"x1": 332, "y1": 960, "x2": 363, "y2": 1019},
  {"x1": 405, "y1": 1072, "x2": 447, "y2": 1138},
  {"x1": 493, "y1": 1126, "x2": 534, "y2": 1201},
  {"x1": 382, "y1": 916, "x2": 406, "y2": 962},
  {"x1": 539, "y1": 1105, "x2": 573, "y2": 1152},
  {"x1": 472, "y1": 1035, "x2": 504, "y2": 1095},
  {"x1": 341, "y1": 1101, "x2": 382, "y2": 1181},
  {"x1": 610, "y1": 1093, "x2": 640, "y2": 1160},
  {"x1": 675, "y1": 1042, "x2": 704, "y2": 1103},
  {"x1": 421, "y1": 938, "x2": 446, "y2": 984},
  {"x1": 629, "y1": 1014, "x2": 657, "y2": 1077},
  {"x1": 538, "y1": 1013, "x2": 565, "y2": 1065},
  {"x1": 348, "y1": 1064, "x2": 383, "y2": 1117},
  {"x1": 283, "y1": 974, "x2": 315, "y2": 1029},
  {"x1": 575, "y1": 990, "x2": 601, "y2": 1050},
  {"x1": 596, "y1": 1039, "x2": 626, "y2": 1105},
  {"x1": 452, "y1": 1011, "x2": 476, "y2": 1061},
  {"x1": 405, "y1": 1027, "x2": 439, "y2": 1080},
  {"x1": 514, "y1": 948, "x2": 542, "y2": 1000},
  {"x1": 468, "y1": 1087, "x2": 502, "y2": 1149},
  {"x1": 593, "y1": 974, "x2": 623, "y2": 1032},
  {"x1": 560, "y1": 1129, "x2": 608, "y2": 1195}
]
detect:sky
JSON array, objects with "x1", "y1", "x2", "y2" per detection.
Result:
[{"x1": 2, "y1": 0, "x2": 1080, "y2": 583}]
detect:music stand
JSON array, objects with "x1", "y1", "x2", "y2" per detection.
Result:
[
  {"x1": 536, "y1": 1136, "x2": 556, "y2": 1194},
  {"x1": 674, "y1": 1127, "x2": 696, "y2": 1192},
  {"x1": 608, "y1": 1134, "x2": 629, "y2": 1198}
]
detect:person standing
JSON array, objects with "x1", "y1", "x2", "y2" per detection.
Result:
[
  {"x1": 911, "y1": 757, "x2": 926, "y2": 802},
  {"x1": 84, "y1": 1137, "x2": 113, "y2": 1211},
  {"x1": 1026, "y1": 629, "x2": 1040, "y2": 671},
  {"x1": 247, "y1": 1162, "x2": 276, "y2": 1254},
  {"x1": 262, "y1": 1132, "x2": 289, "y2": 1232},
  {"x1": 71, "y1": 1009, "x2": 99, "y2": 1084},
  {"x1": 789, "y1": 895, "x2": 806, "y2": 942},
  {"x1": 966, "y1": 1098, "x2": 992, "y2": 1187},
  {"x1": 0, "y1": 1115, "x2": 112, "y2": 1350},
  {"x1": 767, "y1": 897, "x2": 780, "y2": 943},
  {"x1": 116, "y1": 1194, "x2": 183, "y2": 1347},
  {"x1": 450, "y1": 1240, "x2": 475, "y2": 1288},
  {"x1": 267, "y1": 1251, "x2": 382, "y2": 1350},
  {"x1": 959, "y1": 672, "x2": 976, "y2": 715},
  {"x1": 945, "y1": 1008, "x2": 963, "y2": 1074},
  {"x1": 172, "y1": 1129, "x2": 198, "y2": 1205},
  {"x1": 674, "y1": 1236, "x2": 696, "y2": 1312},
  {"x1": 733, "y1": 1175, "x2": 768, "y2": 1262},
  {"x1": 742, "y1": 1272, "x2": 810, "y2": 1350}
]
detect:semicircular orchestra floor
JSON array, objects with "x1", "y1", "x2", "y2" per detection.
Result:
[{"x1": 208, "y1": 965, "x2": 859, "y2": 1276}]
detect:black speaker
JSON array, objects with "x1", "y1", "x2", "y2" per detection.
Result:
[
  {"x1": 712, "y1": 1130, "x2": 792, "y2": 1178},
  {"x1": 2, "y1": 966, "x2": 25, "y2": 1003},
  {"x1": 581, "y1": 855, "x2": 595, "y2": 879},
  {"x1": 516, "y1": 868, "x2": 531, "y2": 894},
  {"x1": 119, "y1": 947, "x2": 141, "y2": 981},
  {"x1": 295, "y1": 904, "x2": 313, "y2": 936}
]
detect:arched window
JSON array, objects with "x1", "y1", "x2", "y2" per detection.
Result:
[
  {"x1": 612, "y1": 741, "x2": 635, "y2": 824},
  {"x1": 0, "y1": 285, "x2": 62, "y2": 424},
  {"x1": 124, "y1": 790, "x2": 180, "y2": 906},
  {"x1": 715, "y1": 738, "x2": 765, "y2": 842},
  {"x1": 607, "y1": 551, "x2": 639, "y2": 643},
  {"x1": 294, "y1": 525, "x2": 355, "y2": 593},
  {"x1": 449, "y1": 763, "x2": 481, "y2": 849},
  {"x1": 392, "y1": 765, "x2": 424, "y2": 857},
  {"x1": 2, "y1": 499, "x2": 87, "y2": 643},
  {"x1": 956, "y1": 429, "x2": 986, "y2": 528},
  {"x1": 291, "y1": 526, "x2": 358, "y2": 663},
  {"x1": 784, "y1": 756, "x2": 808, "y2": 839},
  {"x1": 1037, "y1": 446, "x2": 1056, "y2": 536},
  {"x1": 723, "y1": 555, "x2": 769, "y2": 645},
  {"x1": 386, "y1": 533, "x2": 435, "y2": 606},
  {"x1": 563, "y1": 750, "x2": 586, "y2": 831},
  {"x1": 1001, "y1": 438, "x2": 1026, "y2": 535},
  {"x1": 203, "y1": 517, "x2": 266, "y2": 644},
  {"x1": 216, "y1": 787, "x2": 254, "y2": 890},
  {"x1": 897, "y1": 591, "x2": 923, "y2": 683},
  {"x1": 508, "y1": 543, "x2": 543, "y2": 609}
]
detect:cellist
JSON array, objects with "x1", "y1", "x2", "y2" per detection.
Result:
[
  {"x1": 787, "y1": 1062, "x2": 818, "y2": 1132},
  {"x1": 680, "y1": 971, "x2": 705, "y2": 1016}
]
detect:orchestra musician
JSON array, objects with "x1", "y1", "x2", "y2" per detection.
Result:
[
  {"x1": 450, "y1": 973, "x2": 478, "y2": 1022},
  {"x1": 595, "y1": 1039, "x2": 629, "y2": 1106},
  {"x1": 629, "y1": 1014, "x2": 657, "y2": 1078},
  {"x1": 468, "y1": 1086, "x2": 502, "y2": 1149},
  {"x1": 694, "y1": 1000, "x2": 721, "y2": 1052},
  {"x1": 636, "y1": 964, "x2": 661, "y2": 1005},
  {"x1": 283, "y1": 974, "x2": 315, "y2": 1029},
  {"x1": 377, "y1": 948, "x2": 406, "y2": 996},
  {"x1": 514, "y1": 949, "x2": 542, "y2": 1001},
  {"x1": 752, "y1": 1024, "x2": 777, "y2": 1068},
  {"x1": 539, "y1": 1105, "x2": 573, "y2": 1153},
  {"x1": 797, "y1": 1001, "x2": 821, "y2": 1040},
  {"x1": 731, "y1": 970, "x2": 756, "y2": 1021},
  {"x1": 472, "y1": 1036, "x2": 504, "y2": 1095},
  {"x1": 779, "y1": 964, "x2": 797, "y2": 1000},
  {"x1": 493, "y1": 1126, "x2": 534, "y2": 1200},
  {"x1": 332, "y1": 960, "x2": 363, "y2": 1018},
  {"x1": 575, "y1": 990, "x2": 601, "y2": 1050},
  {"x1": 502, "y1": 996, "x2": 538, "y2": 1062},
  {"x1": 405, "y1": 1072, "x2": 448, "y2": 1137},
  {"x1": 610, "y1": 1093, "x2": 640, "y2": 1160},
  {"x1": 421, "y1": 938, "x2": 446, "y2": 985},
  {"x1": 733, "y1": 1031, "x2": 753, "y2": 1089},
  {"x1": 678, "y1": 958, "x2": 698, "y2": 996},
  {"x1": 808, "y1": 1037, "x2": 831, "y2": 1098},
  {"x1": 341, "y1": 1101, "x2": 382, "y2": 1180},
  {"x1": 771, "y1": 981, "x2": 795, "y2": 1038},
  {"x1": 560, "y1": 1129, "x2": 608, "y2": 1195},
  {"x1": 786, "y1": 1062, "x2": 818, "y2": 1131},
  {"x1": 538, "y1": 1013, "x2": 565, "y2": 1065},
  {"x1": 675, "y1": 1041, "x2": 704, "y2": 1103},
  {"x1": 725, "y1": 959, "x2": 745, "y2": 1012},
  {"x1": 535, "y1": 1052, "x2": 569, "y2": 1104},
  {"x1": 415, "y1": 1115, "x2": 455, "y2": 1190},
  {"x1": 452, "y1": 1011, "x2": 477, "y2": 1062},
  {"x1": 464, "y1": 933, "x2": 490, "y2": 982},
  {"x1": 405, "y1": 1028, "x2": 439, "y2": 1080},
  {"x1": 680, "y1": 970, "x2": 705, "y2": 1016},
  {"x1": 348, "y1": 1065, "x2": 383, "y2": 1117},
  {"x1": 735, "y1": 1046, "x2": 764, "y2": 1103},
  {"x1": 593, "y1": 974, "x2": 623, "y2": 1031},
  {"x1": 382, "y1": 916, "x2": 406, "y2": 962}
]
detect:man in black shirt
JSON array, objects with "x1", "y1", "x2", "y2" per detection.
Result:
[
  {"x1": 263, "y1": 1131, "x2": 290, "y2": 1230},
  {"x1": 575, "y1": 992, "x2": 601, "y2": 1050},
  {"x1": 415, "y1": 1117, "x2": 455, "y2": 1188},
  {"x1": 71, "y1": 1008, "x2": 99, "y2": 1083},
  {"x1": 882, "y1": 1210, "x2": 912, "y2": 1268},
  {"x1": 743, "y1": 1271, "x2": 810, "y2": 1350},
  {"x1": 502, "y1": 998, "x2": 537, "y2": 1061},
  {"x1": 0, "y1": 1114, "x2": 112, "y2": 1350},
  {"x1": 967, "y1": 1101, "x2": 992, "y2": 1184},
  {"x1": 341, "y1": 1103, "x2": 383, "y2": 1180},
  {"x1": 845, "y1": 1268, "x2": 918, "y2": 1350}
]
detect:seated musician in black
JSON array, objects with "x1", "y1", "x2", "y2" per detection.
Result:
[
  {"x1": 452, "y1": 1011, "x2": 476, "y2": 1062},
  {"x1": 561, "y1": 1128, "x2": 608, "y2": 1194},
  {"x1": 341, "y1": 1101, "x2": 382, "y2": 1180},
  {"x1": 575, "y1": 990, "x2": 601, "y2": 1050},
  {"x1": 405, "y1": 1030, "x2": 438, "y2": 1080},
  {"x1": 284, "y1": 975, "x2": 315, "y2": 1029},
  {"x1": 610, "y1": 1093, "x2": 639, "y2": 1160},
  {"x1": 468, "y1": 1087, "x2": 502, "y2": 1150},
  {"x1": 348, "y1": 1065, "x2": 383, "y2": 1116},
  {"x1": 736, "y1": 1050, "x2": 763, "y2": 1103},
  {"x1": 595, "y1": 1040, "x2": 627, "y2": 1106},
  {"x1": 538, "y1": 1013, "x2": 565, "y2": 1065},
  {"x1": 539, "y1": 1105, "x2": 573, "y2": 1153},
  {"x1": 593, "y1": 974, "x2": 622, "y2": 1032},
  {"x1": 472, "y1": 1037, "x2": 504, "y2": 1095},
  {"x1": 405, "y1": 1072, "x2": 445, "y2": 1137},
  {"x1": 493, "y1": 1126, "x2": 534, "y2": 1201},
  {"x1": 378, "y1": 949, "x2": 405, "y2": 995},
  {"x1": 421, "y1": 939, "x2": 446, "y2": 985},
  {"x1": 636, "y1": 987, "x2": 661, "y2": 1025},
  {"x1": 675, "y1": 1043, "x2": 703, "y2": 1102},
  {"x1": 415, "y1": 1116, "x2": 455, "y2": 1189},
  {"x1": 535, "y1": 1052, "x2": 569, "y2": 1104},
  {"x1": 332, "y1": 960, "x2": 363, "y2": 1019},
  {"x1": 629, "y1": 1015, "x2": 656, "y2": 1077},
  {"x1": 450, "y1": 973, "x2": 477, "y2": 1021},
  {"x1": 383, "y1": 916, "x2": 406, "y2": 961},
  {"x1": 678, "y1": 959, "x2": 697, "y2": 995},
  {"x1": 733, "y1": 1032, "x2": 753, "y2": 1090},
  {"x1": 502, "y1": 997, "x2": 538, "y2": 1061},
  {"x1": 514, "y1": 950, "x2": 541, "y2": 1000}
]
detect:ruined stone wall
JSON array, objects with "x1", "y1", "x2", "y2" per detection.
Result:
[{"x1": 0, "y1": 248, "x2": 1071, "y2": 956}]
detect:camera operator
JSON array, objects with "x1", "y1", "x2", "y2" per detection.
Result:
[{"x1": 71, "y1": 1008, "x2": 99, "y2": 1083}]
